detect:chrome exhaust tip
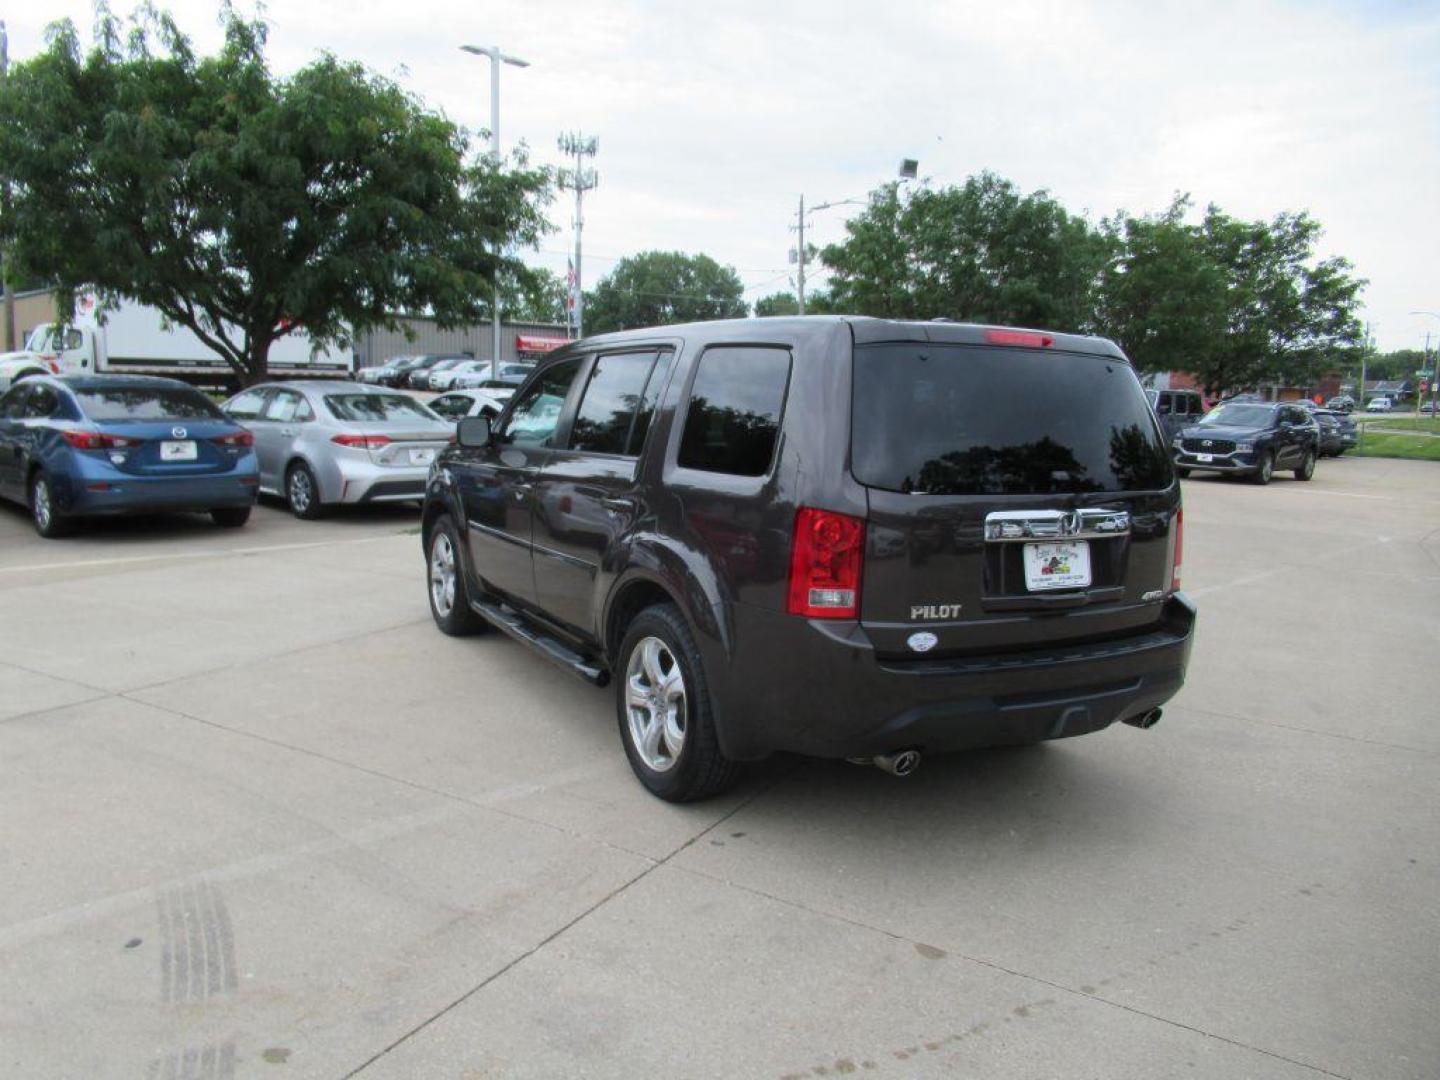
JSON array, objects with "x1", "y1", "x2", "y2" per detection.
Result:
[
  {"x1": 1123, "y1": 707, "x2": 1163, "y2": 730},
  {"x1": 873, "y1": 749, "x2": 923, "y2": 777}
]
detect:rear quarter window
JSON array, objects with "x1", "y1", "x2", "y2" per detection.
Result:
[{"x1": 677, "y1": 346, "x2": 791, "y2": 477}]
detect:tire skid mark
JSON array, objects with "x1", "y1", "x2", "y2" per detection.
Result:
[{"x1": 151, "y1": 880, "x2": 238, "y2": 1078}]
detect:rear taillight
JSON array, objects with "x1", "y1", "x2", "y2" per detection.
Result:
[
  {"x1": 985, "y1": 329, "x2": 1054, "y2": 348},
  {"x1": 213, "y1": 431, "x2": 255, "y2": 448},
  {"x1": 331, "y1": 433, "x2": 391, "y2": 449},
  {"x1": 787, "y1": 507, "x2": 865, "y2": 619},
  {"x1": 60, "y1": 430, "x2": 140, "y2": 450},
  {"x1": 1171, "y1": 508, "x2": 1183, "y2": 592}
]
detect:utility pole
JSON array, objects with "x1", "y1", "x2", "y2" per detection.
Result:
[
  {"x1": 1, "y1": 20, "x2": 14, "y2": 352},
  {"x1": 796, "y1": 194, "x2": 806, "y2": 315},
  {"x1": 557, "y1": 133, "x2": 598, "y2": 339}
]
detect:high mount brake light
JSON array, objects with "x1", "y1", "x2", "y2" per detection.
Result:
[
  {"x1": 787, "y1": 507, "x2": 865, "y2": 619},
  {"x1": 985, "y1": 329, "x2": 1054, "y2": 348},
  {"x1": 331, "y1": 433, "x2": 391, "y2": 449}
]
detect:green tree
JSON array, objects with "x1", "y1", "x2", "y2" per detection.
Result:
[
  {"x1": 752, "y1": 289, "x2": 837, "y2": 316},
  {"x1": 0, "y1": 6, "x2": 551, "y2": 386},
  {"x1": 583, "y1": 251, "x2": 747, "y2": 333},
  {"x1": 504, "y1": 267, "x2": 569, "y2": 324},
  {"x1": 1099, "y1": 199, "x2": 1364, "y2": 395},
  {"x1": 820, "y1": 172, "x2": 1110, "y2": 330}
]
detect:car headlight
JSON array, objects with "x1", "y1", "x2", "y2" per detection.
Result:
[{"x1": 1236, "y1": 442, "x2": 1254, "y2": 453}]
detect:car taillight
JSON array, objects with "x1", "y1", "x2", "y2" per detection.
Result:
[
  {"x1": 985, "y1": 329, "x2": 1054, "y2": 348},
  {"x1": 331, "y1": 433, "x2": 391, "y2": 449},
  {"x1": 212, "y1": 431, "x2": 255, "y2": 448},
  {"x1": 1171, "y1": 508, "x2": 1184, "y2": 592},
  {"x1": 787, "y1": 507, "x2": 865, "y2": 619},
  {"x1": 60, "y1": 430, "x2": 140, "y2": 450}
]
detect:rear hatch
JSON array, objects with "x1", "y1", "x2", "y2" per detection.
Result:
[{"x1": 851, "y1": 339, "x2": 1180, "y2": 659}]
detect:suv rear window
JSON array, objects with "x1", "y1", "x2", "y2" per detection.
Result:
[
  {"x1": 851, "y1": 344, "x2": 1170, "y2": 495},
  {"x1": 678, "y1": 346, "x2": 791, "y2": 476}
]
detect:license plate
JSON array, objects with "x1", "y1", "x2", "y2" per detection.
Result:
[
  {"x1": 1195, "y1": 453, "x2": 1214, "y2": 463},
  {"x1": 409, "y1": 448, "x2": 436, "y2": 466},
  {"x1": 1023, "y1": 541, "x2": 1092, "y2": 591},
  {"x1": 160, "y1": 440, "x2": 197, "y2": 462}
]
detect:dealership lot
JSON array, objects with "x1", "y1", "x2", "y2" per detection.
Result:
[{"x1": 2, "y1": 461, "x2": 1438, "y2": 1080}]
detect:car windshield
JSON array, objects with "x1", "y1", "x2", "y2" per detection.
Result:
[
  {"x1": 74, "y1": 387, "x2": 224, "y2": 421},
  {"x1": 851, "y1": 344, "x2": 1171, "y2": 495},
  {"x1": 324, "y1": 394, "x2": 439, "y2": 422},
  {"x1": 1199, "y1": 404, "x2": 1275, "y2": 427}
]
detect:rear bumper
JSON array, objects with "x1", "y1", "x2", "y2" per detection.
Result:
[
  {"x1": 54, "y1": 459, "x2": 259, "y2": 516},
  {"x1": 708, "y1": 594, "x2": 1196, "y2": 760},
  {"x1": 325, "y1": 456, "x2": 430, "y2": 504}
]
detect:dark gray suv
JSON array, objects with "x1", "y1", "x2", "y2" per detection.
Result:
[{"x1": 421, "y1": 317, "x2": 1195, "y2": 801}]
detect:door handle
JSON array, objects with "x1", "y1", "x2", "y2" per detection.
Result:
[
  {"x1": 513, "y1": 482, "x2": 533, "y2": 502},
  {"x1": 601, "y1": 497, "x2": 635, "y2": 513},
  {"x1": 280, "y1": 427, "x2": 297, "y2": 436}
]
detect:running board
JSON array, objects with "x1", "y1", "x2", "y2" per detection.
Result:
[{"x1": 470, "y1": 599, "x2": 609, "y2": 686}]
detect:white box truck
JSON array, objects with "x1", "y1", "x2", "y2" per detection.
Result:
[{"x1": 0, "y1": 295, "x2": 351, "y2": 391}]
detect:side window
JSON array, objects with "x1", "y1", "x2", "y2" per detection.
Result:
[
  {"x1": 22, "y1": 385, "x2": 62, "y2": 419},
  {"x1": 500, "y1": 358, "x2": 582, "y2": 448},
  {"x1": 677, "y1": 346, "x2": 791, "y2": 477},
  {"x1": 569, "y1": 351, "x2": 659, "y2": 456},
  {"x1": 1155, "y1": 393, "x2": 1172, "y2": 415},
  {"x1": 430, "y1": 394, "x2": 467, "y2": 419},
  {"x1": 226, "y1": 389, "x2": 268, "y2": 420},
  {"x1": 0, "y1": 385, "x2": 30, "y2": 419},
  {"x1": 264, "y1": 390, "x2": 302, "y2": 423},
  {"x1": 60, "y1": 328, "x2": 84, "y2": 351},
  {"x1": 295, "y1": 395, "x2": 315, "y2": 422},
  {"x1": 628, "y1": 351, "x2": 673, "y2": 455}
]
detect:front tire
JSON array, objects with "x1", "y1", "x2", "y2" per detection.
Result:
[
  {"x1": 286, "y1": 462, "x2": 325, "y2": 519},
  {"x1": 211, "y1": 506, "x2": 251, "y2": 528},
  {"x1": 29, "y1": 470, "x2": 73, "y2": 538},
  {"x1": 616, "y1": 604, "x2": 740, "y2": 802},
  {"x1": 1251, "y1": 451, "x2": 1274, "y2": 485},
  {"x1": 1294, "y1": 450, "x2": 1316, "y2": 481},
  {"x1": 427, "y1": 515, "x2": 484, "y2": 636}
]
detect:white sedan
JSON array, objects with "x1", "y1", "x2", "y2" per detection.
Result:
[
  {"x1": 427, "y1": 388, "x2": 514, "y2": 421},
  {"x1": 428, "y1": 360, "x2": 493, "y2": 392},
  {"x1": 1366, "y1": 397, "x2": 1393, "y2": 412}
]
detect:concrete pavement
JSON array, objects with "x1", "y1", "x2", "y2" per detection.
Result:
[{"x1": 1, "y1": 460, "x2": 1437, "y2": 1079}]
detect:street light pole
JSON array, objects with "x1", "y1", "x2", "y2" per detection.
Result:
[
  {"x1": 1, "y1": 20, "x2": 14, "y2": 352},
  {"x1": 460, "y1": 44, "x2": 529, "y2": 381}
]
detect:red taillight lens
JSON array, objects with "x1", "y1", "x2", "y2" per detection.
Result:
[
  {"x1": 787, "y1": 507, "x2": 865, "y2": 619},
  {"x1": 1171, "y1": 508, "x2": 1183, "y2": 592},
  {"x1": 213, "y1": 431, "x2": 255, "y2": 448},
  {"x1": 331, "y1": 433, "x2": 391, "y2": 449},
  {"x1": 985, "y1": 329, "x2": 1054, "y2": 348},
  {"x1": 61, "y1": 430, "x2": 140, "y2": 450}
]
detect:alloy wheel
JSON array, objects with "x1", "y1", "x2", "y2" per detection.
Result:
[
  {"x1": 625, "y1": 636, "x2": 687, "y2": 772},
  {"x1": 288, "y1": 468, "x2": 313, "y2": 513},
  {"x1": 430, "y1": 532, "x2": 456, "y2": 617}
]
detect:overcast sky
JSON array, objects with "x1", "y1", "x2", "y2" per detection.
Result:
[{"x1": 7, "y1": 1, "x2": 1438, "y2": 350}]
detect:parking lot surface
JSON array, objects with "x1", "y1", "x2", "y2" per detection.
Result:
[{"x1": 2, "y1": 460, "x2": 1438, "y2": 1080}]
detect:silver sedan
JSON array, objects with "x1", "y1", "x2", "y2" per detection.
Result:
[{"x1": 221, "y1": 381, "x2": 453, "y2": 518}]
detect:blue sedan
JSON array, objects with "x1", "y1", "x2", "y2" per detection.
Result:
[{"x1": 0, "y1": 375, "x2": 259, "y2": 537}]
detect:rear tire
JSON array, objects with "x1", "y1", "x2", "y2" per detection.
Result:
[
  {"x1": 286, "y1": 462, "x2": 325, "y2": 519},
  {"x1": 29, "y1": 470, "x2": 73, "y2": 538},
  {"x1": 1251, "y1": 451, "x2": 1274, "y2": 485},
  {"x1": 211, "y1": 506, "x2": 252, "y2": 528},
  {"x1": 1176, "y1": 467, "x2": 1191, "y2": 479},
  {"x1": 1294, "y1": 450, "x2": 1316, "y2": 481},
  {"x1": 616, "y1": 603, "x2": 740, "y2": 802},
  {"x1": 427, "y1": 515, "x2": 484, "y2": 636}
]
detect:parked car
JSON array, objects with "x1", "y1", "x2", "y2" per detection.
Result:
[
  {"x1": 428, "y1": 360, "x2": 492, "y2": 392},
  {"x1": 1325, "y1": 394, "x2": 1355, "y2": 412},
  {"x1": 0, "y1": 375, "x2": 258, "y2": 537},
  {"x1": 1366, "y1": 397, "x2": 1393, "y2": 413},
  {"x1": 222, "y1": 381, "x2": 452, "y2": 518},
  {"x1": 404, "y1": 355, "x2": 471, "y2": 390},
  {"x1": 367, "y1": 355, "x2": 432, "y2": 388},
  {"x1": 1146, "y1": 388, "x2": 1207, "y2": 441},
  {"x1": 1313, "y1": 411, "x2": 1350, "y2": 456},
  {"x1": 419, "y1": 317, "x2": 1194, "y2": 801},
  {"x1": 1173, "y1": 401, "x2": 1319, "y2": 484},
  {"x1": 1418, "y1": 400, "x2": 1438, "y2": 415},
  {"x1": 428, "y1": 388, "x2": 514, "y2": 421},
  {"x1": 454, "y1": 362, "x2": 535, "y2": 389},
  {"x1": 356, "y1": 357, "x2": 414, "y2": 385}
]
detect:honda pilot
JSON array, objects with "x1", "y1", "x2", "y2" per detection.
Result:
[{"x1": 420, "y1": 318, "x2": 1195, "y2": 801}]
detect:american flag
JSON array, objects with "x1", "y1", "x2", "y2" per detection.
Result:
[{"x1": 566, "y1": 258, "x2": 577, "y2": 311}]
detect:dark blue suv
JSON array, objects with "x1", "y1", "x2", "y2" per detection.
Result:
[{"x1": 0, "y1": 375, "x2": 259, "y2": 537}]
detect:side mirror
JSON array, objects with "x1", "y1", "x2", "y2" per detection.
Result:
[{"x1": 457, "y1": 415, "x2": 492, "y2": 448}]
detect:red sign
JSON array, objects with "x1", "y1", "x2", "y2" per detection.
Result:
[{"x1": 515, "y1": 335, "x2": 567, "y2": 354}]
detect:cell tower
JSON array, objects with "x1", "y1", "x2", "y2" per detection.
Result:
[{"x1": 557, "y1": 132, "x2": 599, "y2": 338}]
